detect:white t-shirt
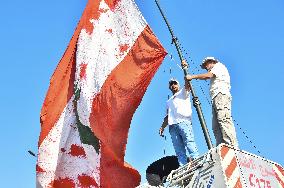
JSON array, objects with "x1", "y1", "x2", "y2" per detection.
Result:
[
  {"x1": 210, "y1": 62, "x2": 231, "y2": 99},
  {"x1": 167, "y1": 88, "x2": 192, "y2": 125}
]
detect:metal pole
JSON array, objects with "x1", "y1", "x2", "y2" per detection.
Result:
[{"x1": 155, "y1": 0, "x2": 213, "y2": 149}]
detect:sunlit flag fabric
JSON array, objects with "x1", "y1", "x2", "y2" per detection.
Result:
[{"x1": 36, "y1": 0, "x2": 167, "y2": 187}]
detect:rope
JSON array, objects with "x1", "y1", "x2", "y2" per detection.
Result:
[
  {"x1": 233, "y1": 119, "x2": 261, "y2": 155},
  {"x1": 161, "y1": 64, "x2": 172, "y2": 157},
  {"x1": 164, "y1": 136, "x2": 167, "y2": 156}
]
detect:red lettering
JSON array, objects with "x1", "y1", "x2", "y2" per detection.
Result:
[
  {"x1": 256, "y1": 176, "x2": 261, "y2": 188},
  {"x1": 261, "y1": 179, "x2": 267, "y2": 187},
  {"x1": 266, "y1": 181, "x2": 271, "y2": 188},
  {"x1": 248, "y1": 174, "x2": 272, "y2": 188},
  {"x1": 249, "y1": 174, "x2": 256, "y2": 187}
]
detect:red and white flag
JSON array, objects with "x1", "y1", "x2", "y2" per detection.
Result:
[{"x1": 36, "y1": 0, "x2": 167, "y2": 187}]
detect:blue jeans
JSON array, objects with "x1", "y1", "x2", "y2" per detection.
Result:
[{"x1": 169, "y1": 121, "x2": 199, "y2": 166}]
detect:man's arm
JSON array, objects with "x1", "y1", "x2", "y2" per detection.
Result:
[
  {"x1": 159, "y1": 115, "x2": 168, "y2": 137},
  {"x1": 184, "y1": 76, "x2": 191, "y2": 91},
  {"x1": 181, "y1": 60, "x2": 191, "y2": 92},
  {"x1": 186, "y1": 72, "x2": 214, "y2": 81}
]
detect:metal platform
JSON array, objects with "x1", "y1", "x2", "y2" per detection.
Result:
[{"x1": 165, "y1": 144, "x2": 284, "y2": 188}]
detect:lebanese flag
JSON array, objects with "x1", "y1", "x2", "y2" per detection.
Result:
[{"x1": 36, "y1": 0, "x2": 167, "y2": 187}]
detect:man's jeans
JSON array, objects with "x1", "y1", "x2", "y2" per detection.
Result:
[{"x1": 169, "y1": 121, "x2": 199, "y2": 166}]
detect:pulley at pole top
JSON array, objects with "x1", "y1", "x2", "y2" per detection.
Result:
[{"x1": 154, "y1": 0, "x2": 213, "y2": 150}]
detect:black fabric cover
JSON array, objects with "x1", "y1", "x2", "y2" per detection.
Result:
[{"x1": 146, "y1": 155, "x2": 179, "y2": 186}]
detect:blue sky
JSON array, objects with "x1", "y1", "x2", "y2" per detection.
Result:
[{"x1": 0, "y1": 0, "x2": 284, "y2": 187}]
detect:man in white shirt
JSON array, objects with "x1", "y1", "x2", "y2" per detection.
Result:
[
  {"x1": 159, "y1": 67, "x2": 199, "y2": 166},
  {"x1": 185, "y1": 57, "x2": 238, "y2": 147}
]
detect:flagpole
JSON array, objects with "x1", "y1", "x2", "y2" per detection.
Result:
[{"x1": 155, "y1": 0, "x2": 213, "y2": 149}]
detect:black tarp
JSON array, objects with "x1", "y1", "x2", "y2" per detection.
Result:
[{"x1": 146, "y1": 155, "x2": 179, "y2": 186}]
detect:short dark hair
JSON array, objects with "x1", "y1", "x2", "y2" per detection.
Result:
[{"x1": 201, "y1": 59, "x2": 217, "y2": 69}]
